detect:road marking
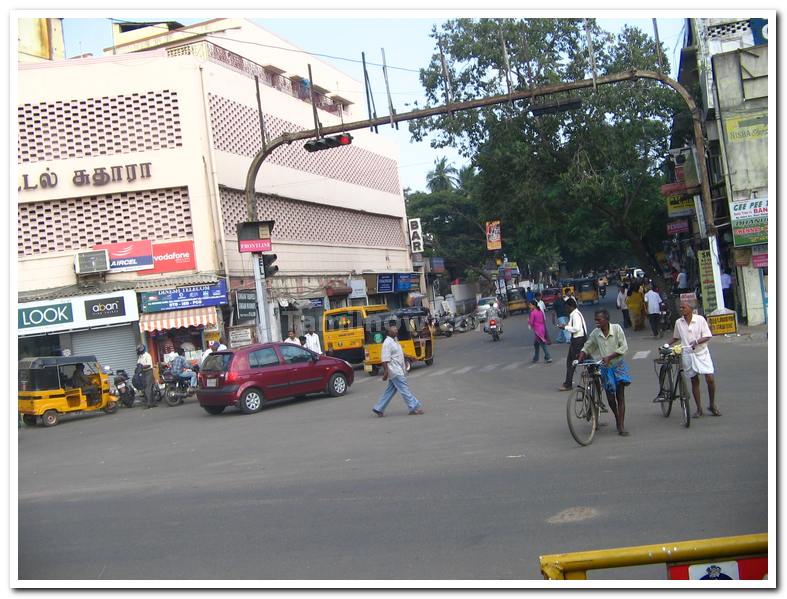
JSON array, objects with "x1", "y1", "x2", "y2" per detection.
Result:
[
  {"x1": 427, "y1": 367, "x2": 455, "y2": 377},
  {"x1": 479, "y1": 363, "x2": 501, "y2": 372},
  {"x1": 633, "y1": 350, "x2": 651, "y2": 360},
  {"x1": 502, "y1": 361, "x2": 523, "y2": 370},
  {"x1": 453, "y1": 366, "x2": 474, "y2": 374}
]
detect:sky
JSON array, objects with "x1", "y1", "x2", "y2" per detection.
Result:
[{"x1": 56, "y1": 13, "x2": 686, "y2": 193}]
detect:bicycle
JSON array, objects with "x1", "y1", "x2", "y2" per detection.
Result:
[
  {"x1": 653, "y1": 344, "x2": 691, "y2": 428},
  {"x1": 566, "y1": 360, "x2": 605, "y2": 446}
]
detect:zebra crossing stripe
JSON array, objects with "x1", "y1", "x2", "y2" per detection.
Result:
[
  {"x1": 479, "y1": 363, "x2": 501, "y2": 372},
  {"x1": 427, "y1": 368, "x2": 455, "y2": 377},
  {"x1": 633, "y1": 350, "x2": 651, "y2": 360},
  {"x1": 453, "y1": 366, "x2": 474, "y2": 374},
  {"x1": 502, "y1": 361, "x2": 523, "y2": 370}
]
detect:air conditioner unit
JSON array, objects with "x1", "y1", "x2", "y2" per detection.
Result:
[{"x1": 74, "y1": 250, "x2": 110, "y2": 274}]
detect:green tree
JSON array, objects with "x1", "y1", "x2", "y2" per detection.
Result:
[{"x1": 425, "y1": 156, "x2": 460, "y2": 192}]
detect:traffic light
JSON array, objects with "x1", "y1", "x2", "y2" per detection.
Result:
[
  {"x1": 261, "y1": 254, "x2": 278, "y2": 278},
  {"x1": 303, "y1": 133, "x2": 353, "y2": 152}
]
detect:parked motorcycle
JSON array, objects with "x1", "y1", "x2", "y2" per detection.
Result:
[
  {"x1": 453, "y1": 314, "x2": 477, "y2": 333},
  {"x1": 132, "y1": 363, "x2": 164, "y2": 406},
  {"x1": 433, "y1": 314, "x2": 454, "y2": 337},
  {"x1": 112, "y1": 368, "x2": 136, "y2": 408}
]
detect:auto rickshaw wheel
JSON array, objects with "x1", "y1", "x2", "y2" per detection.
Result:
[
  {"x1": 404, "y1": 359, "x2": 412, "y2": 372},
  {"x1": 103, "y1": 401, "x2": 118, "y2": 414},
  {"x1": 41, "y1": 410, "x2": 59, "y2": 427},
  {"x1": 425, "y1": 358, "x2": 434, "y2": 366},
  {"x1": 22, "y1": 414, "x2": 37, "y2": 426}
]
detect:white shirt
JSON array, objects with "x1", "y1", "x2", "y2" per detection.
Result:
[
  {"x1": 137, "y1": 352, "x2": 153, "y2": 369},
  {"x1": 163, "y1": 350, "x2": 178, "y2": 364},
  {"x1": 673, "y1": 314, "x2": 713, "y2": 357},
  {"x1": 677, "y1": 272, "x2": 688, "y2": 288},
  {"x1": 564, "y1": 309, "x2": 588, "y2": 339},
  {"x1": 537, "y1": 300, "x2": 546, "y2": 313},
  {"x1": 284, "y1": 337, "x2": 302, "y2": 346},
  {"x1": 617, "y1": 290, "x2": 628, "y2": 310},
  {"x1": 304, "y1": 332, "x2": 322, "y2": 354},
  {"x1": 381, "y1": 336, "x2": 406, "y2": 378},
  {"x1": 215, "y1": 343, "x2": 227, "y2": 351},
  {"x1": 644, "y1": 289, "x2": 662, "y2": 315}
]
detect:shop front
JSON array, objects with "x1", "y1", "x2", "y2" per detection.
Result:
[
  {"x1": 18, "y1": 289, "x2": 141, "y2": 376},
  {"x1": 363, "y1": 272, "x2": 422, "y2": 309},
  {"x1": 138, "y1": 280, "x2": 228, "y2": 366}
]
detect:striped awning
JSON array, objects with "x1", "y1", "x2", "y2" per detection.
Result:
[{"x1": 139, "y1": 307, "x2": 218, "y2": 332}]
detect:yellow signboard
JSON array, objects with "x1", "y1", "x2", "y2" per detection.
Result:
[
  {"x1": 486, "y1": 220, "x2": 502, "y2": 251},
  {"x1": 708, "y1": 313, "x2": 738, "y2": 335},
  {"x1": 725, "y1": 111, "x2": 768, "y2": 143},
  {"x1": 667, "y1": 194, "x2": 695, "y2": 218}
]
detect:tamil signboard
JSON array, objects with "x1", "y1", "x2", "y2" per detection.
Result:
[
  {"x1": 666, "y1": 195, "x2": 695, "y2": 218},
  {"x1": 708, "y1": 312, "x2": 738, "y2": 335},
  {"x1": 235, "y1": 290, "x2": 257, "y2": 321},
  {"x1": 18, "y1": 289, "x2": 139, "y2": 336},
  {"x1": 486, "y1": 220, "x2": 502, "y2": 250},
  {"x1": 730, "y1": 196, "x2": 768, "y2": 246},
  {"x1": 140, "y1": 280, "x2": 228, "y2": 313},
  {"x1": 138, "y1": 240, "x2": 196, "y2": 276},
  {"x1": 697, "y1": 250, "x2": 718, "y2": 313},
  {"x1": 92, "y1": 240, "x2": 154, "y2": 272}
]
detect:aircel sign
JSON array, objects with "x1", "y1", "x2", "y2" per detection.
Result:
[{"x1": 18, "y1": 290, "x2": 139, "y2": 336}]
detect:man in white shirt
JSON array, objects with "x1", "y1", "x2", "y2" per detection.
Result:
[
  {"x1": 669, "y1": 302, "x2": 720, "y2": 417},
  {"x1": 135, "y1": 344, "x2": 156, "y2": 409},
  {"x1": 644, "y1": 286, "x2": 663, "y2": 338},
  {"x1": 372, "y1": 324, "x2": 424, "y2": 417},
  {"x1": 284, "y1": 330, "x2": 302, "y2": 346},
  {"x1": 303, "y1": 326, "x2": 322, "y2": 354},
  {"x1": 558, "y1": 298, "x2": 589, "y2": 391}
]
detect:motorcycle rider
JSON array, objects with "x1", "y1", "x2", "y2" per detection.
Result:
[
  {"x1": 171, "y1": 347, "x2": 197, "y2": 390},
  {"x1": 136, "y1": 344, "x2": 156, "y2": 409}
]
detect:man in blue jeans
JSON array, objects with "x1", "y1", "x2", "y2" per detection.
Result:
[
  {"x1": 551, "y1": 292, "x2": 570, "y2": 343},
  {"x1": 171, "y1": 348, "x2": 197, "y2": 389},
  {"x1": 373, "y1": 323, "x2": 424, "y2": 417}
]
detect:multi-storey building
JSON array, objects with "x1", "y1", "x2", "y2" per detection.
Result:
[{"x1": 17, "y1": 18, "x2": 417, "y2": 372}]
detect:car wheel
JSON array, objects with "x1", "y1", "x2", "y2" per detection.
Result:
[
  {"x1": 327, "y1": 373, "x2": 348, "y2": 397},
  {"x1": 203, "y1": 405, "x2": 226, "y2": 415},
  {"x1": 41, "y1": 410, "x2": 59, "y2": 427},
  {"x1": 239, "y1": 388, "x2": 263, "y2": 414},
  {"x1": 22, "y1": 414, "x2": 37, "y2": 426}
]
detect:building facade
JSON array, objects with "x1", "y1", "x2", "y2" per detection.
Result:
[{"x1": 17, "y1": 18, "x2": 417, "y2": 367}]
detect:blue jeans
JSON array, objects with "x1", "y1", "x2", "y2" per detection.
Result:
[
  {"x1": 374, "y1": 375, "x2": 422, "y2": 413},
  {"x1": 556, "y1": 316, "x2": 570, "y2": 342},
  {"x1": 533, "y1": 340, "x2": 551, "y2": 362},
  {"x1": 178, "y1": 370, "x2": 197, "y2": 387}
]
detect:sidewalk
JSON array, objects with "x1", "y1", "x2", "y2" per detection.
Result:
[{"x1": 718, "y1": 323, "x2": 769, "y2": 343}]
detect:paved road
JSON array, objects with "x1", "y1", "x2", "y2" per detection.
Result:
[{"x1": 17, "y1": 290, "x2": 770, "y2": 581}]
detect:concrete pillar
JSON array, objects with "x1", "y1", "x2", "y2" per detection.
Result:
[{"x1": 740, "y1": 264, "x2": 765, "y2": 325}]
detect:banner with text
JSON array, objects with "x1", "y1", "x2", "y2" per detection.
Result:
[
  {"x1": 486, "y1": 220, "x2": 502, "y2": 251},
  {"x1": 730, "y1": 196, "x2": 768, "y2": 247},
  {"x1": 697, "y1": 250, "x2": 718, "y2": 313}
]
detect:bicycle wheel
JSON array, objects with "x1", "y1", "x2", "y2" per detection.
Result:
[
  {"x1": 678, "y1": 372, "x2": 691, "y2": 428},
  {"x1": 567, "y1": 382, "x2": 597, "y2": 446},
  {"x1": 658, "y1": 364, "x2": 674, "y2": 417}
]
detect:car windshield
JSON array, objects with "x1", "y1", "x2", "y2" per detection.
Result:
[
  {"x1": 479, "y1": 298, "x2": 496, "y2": 307},
  {"x1": 202, "y1": 353, "x2": 233, "y2": 372}
]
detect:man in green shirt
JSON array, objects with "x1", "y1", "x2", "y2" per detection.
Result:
[{"x1": 576, "y1": 309, "x2": 632, "y2": 436}]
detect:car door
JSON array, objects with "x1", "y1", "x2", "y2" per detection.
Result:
[
  {"x1": 247, "y1": 347, "x2": 289, "y2": 400},
  {"x1": 278, "y1": 344, "x2": 322, "y2": 396}
]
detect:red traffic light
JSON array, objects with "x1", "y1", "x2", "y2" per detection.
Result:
[{"x1": 304, "y1": 133, "x2": 353, "y2": 152}]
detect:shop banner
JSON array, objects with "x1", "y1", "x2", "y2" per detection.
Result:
[
  {"x1": 486, "y1": 220, "x2": 502, "y2": 250},
  {"x1": 751, "y1": 244, "x2": 768, "y2": 269},
  {"x1": 430, "y1": 257, "x2": 445, "y2": 273},
  {"x1": 395, "y1": 273, "x2": 420, "y2": 292},
  {"x1": 724, "y1": 111, "x2": 767, "y2": 144},
  {"x1": 376, "y1": 274, "x2": 394, "y2": 294},
  {"x1": 666, "y1": 195, "x2": 695, "y2": 218},
  {"x1": 667, "y1": 219, "x2": 690, "y2": 235},
  {"x1": 141, "y1": 280, "x2": 228, "y2": 313},
  {"x1": 408, "y1": 218, "x2": 424, "y2": 253},
  {"x1": 138, "y1": 240, "x2": 196, "y2": 276},
  {"x1": 730, "y1": 196, "x2": 768, "y2": 246},
  {"x1": 93, "y1": 240, "x2": 154, "y2": 272},
  {"x1": 18, "y1": 289, "x2": 139, "y2": 336},
  {"x1": 235, "y1": 290, "x2": 257, "y2": 321},
  {"x1": 697, "y1": 250, "x2": 718, "y2": 313},
  {"x1": 349, "y1": 279, "x2": 366, "y2": 299}
]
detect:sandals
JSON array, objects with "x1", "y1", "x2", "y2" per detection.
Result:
[
  {"x1": 707, "y1": 406, "x2": 722, "y2": 416},
  {"x1": 693, "y1": 410, "x2": 703, "y2": 418}
]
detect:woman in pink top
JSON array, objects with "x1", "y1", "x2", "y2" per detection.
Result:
[{"x1": 528, "y1": 300, "x2": 552, "y2": 363}]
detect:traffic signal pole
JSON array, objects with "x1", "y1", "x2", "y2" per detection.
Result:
[{"x1": 253, "y1": 256, "x2": 271, "y2": 343}]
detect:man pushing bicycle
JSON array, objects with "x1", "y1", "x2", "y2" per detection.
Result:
[{"x1": 575, "y1": 309, "x2": 632, "y2": 436}]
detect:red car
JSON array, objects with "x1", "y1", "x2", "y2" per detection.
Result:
[
  {"x1": 541, "y1": 287, "x2": 562, "y2": 308},
  {"x1": 196, "y1": 342, "x2": 354, "y2": 415}
]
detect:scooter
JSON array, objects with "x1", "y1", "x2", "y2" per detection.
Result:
[
  {"x1": 453, "y1": 314, "x2": 477, "y2": 333},
  {"x1": 486, "y1": 317, "x2": 502, "y2": 342},
  {"x1": 113, "y1": 368, "x2": 136, "y2": 408},
  {"x1": 434, "y1": 314, "x2": 454, "y2": 337}
]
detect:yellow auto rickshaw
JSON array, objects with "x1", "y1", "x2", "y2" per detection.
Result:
[
  {"x1": 574, "y1": 278, "x2": 600, "y2": 305},
  {"x1": 506, "y1": 288, "x2": 529, "y2": 315},
  {"x1": 18, "y1": 355, "x2": 118, "y2": 427},
  {"x1": 363, "y1": 308, "x2": 434, "y2": 375},
  {"x1": 322, "y1": 304, "x2": 389, "y2": 365}
]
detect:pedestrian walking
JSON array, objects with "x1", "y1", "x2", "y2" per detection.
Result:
[
  {"x1": 627, "y1": 284, "x2": 646, "y2": 331},
  {"x1": 304, "y1": 326, "x2": 322, "y2": 354},
  {"x1": 372, "y1": 323, "x2": 424, "y2": 417},
  {"x1": 528, "y1": 300, "x2": 552, "y2": 363},
  {"x1": 551, "y1": 293, "x2": 570, "y2": 343},
  {"x1": 644, "y1": 285, "x2": 663, "y2": 337},
  {"x1": 557, "y1": 298, "x2": 588, "y2": 391},
  {"x1": 669, "y1": 301, "x2": 720, "y2": 417},
  {"x1": 136, "y1": 344, "x2": 156, "y2": 409},
  {"x1": 576, "y1": 309, "x2": 632, "y2": 436},
  {"x1": 617, "y1": 283, "x2": 631, "y2": 328}
]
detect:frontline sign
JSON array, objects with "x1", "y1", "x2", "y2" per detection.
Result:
[{"x1": 19, "y1": 303, "x2": 73, "y2": 330}]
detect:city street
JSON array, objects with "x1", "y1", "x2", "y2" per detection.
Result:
[{"x1": 17, "y1": 290, "x2": 770, "y2": 582}]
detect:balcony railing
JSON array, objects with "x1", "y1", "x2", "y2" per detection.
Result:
[{"x1": 166, "y1": 41, "x2": 346, "y2": 116}]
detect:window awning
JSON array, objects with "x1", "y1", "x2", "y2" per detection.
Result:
[{"x1": 139, "y1": 307, "x2": 218, "y2": 332}]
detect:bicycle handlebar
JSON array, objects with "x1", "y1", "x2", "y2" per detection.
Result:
[{"x1": 572, "y1": 359, "x2": 604, "y2": 367}]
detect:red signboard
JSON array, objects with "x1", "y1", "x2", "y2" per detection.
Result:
[
  {"x1": 93, "y1": 240, "x2": 154, "y2": 272},
  {"x1": 667, "y1": 219, "x2": 690, "y2": 235},
  {"x1": 239, "y1": 239, "x2": 272, "y2": 253},
  {"x1": 752, "y1": 253, "x2": 768, "y2": 268},
  {"x1": 668, "y1": 556, "x2": 767, "y2": 580},
  {"x1": 137, "y1": 240, "x2": 196, "y2": 276}
]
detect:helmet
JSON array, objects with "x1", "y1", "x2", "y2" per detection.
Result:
[
  {"x1": 136, "y1": 344, "x2": 146, "y2": 355},
  {"x1": 211, "y1": 341, "x2": 221, "y2": 350}
]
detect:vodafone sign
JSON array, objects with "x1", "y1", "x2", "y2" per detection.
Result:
[{"x1": 138, "y1": 240, "x2": 196, "y2": 276}]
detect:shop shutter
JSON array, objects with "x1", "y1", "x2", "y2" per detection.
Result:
[{"x1": 70, "y1": 324, "x2": 138, "y2": 378}]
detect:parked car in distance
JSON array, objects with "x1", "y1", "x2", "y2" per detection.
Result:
[
  {"x1": 196, "y1": 342, "x2": 354, "y2": 415},
  {"x1": 474, "y1": 296, "x2": 508, "y2": 321},
  {"x1": 541, "y1": 287, "x2": 561, "y2": 308}
]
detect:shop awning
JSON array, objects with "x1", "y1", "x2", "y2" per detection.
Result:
[{"x1": 139, "y1": 307, "x2": 218, "y2": 332}]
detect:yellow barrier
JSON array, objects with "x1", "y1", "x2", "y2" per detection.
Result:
[{"x1": 540, "y1": 533, "x2": 767, "y2": 580}]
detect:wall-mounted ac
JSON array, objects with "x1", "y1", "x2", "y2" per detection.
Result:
[{"x1": 74, "y1": 250, "x2": 110, "y2": 274}]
